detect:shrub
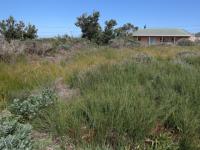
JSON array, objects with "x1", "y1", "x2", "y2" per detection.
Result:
[
  {"x1": 23, "y1": 40, "x2": 53, "y2": 55},
  {"x1": 0, "y1": 39, "x2": 25, "y2": 62},
  {"x1": 10, "y1": 88, "x2": 56, "y2": 119},
  {"x1": 0, "y1": 111, "x2": 32, "y2": 150},
  {"x1": 57, "y1": 44, "x2": 71, "y2": 51},
  {"x1": 109, "y1": 37, "x2": 140, "y2": 48},
  {"x1": 0, "y1": 39, "x2": 56, "y2": 62},
  {"x1": 177, "y1": 38, "x2": 195, "y2": 46}
]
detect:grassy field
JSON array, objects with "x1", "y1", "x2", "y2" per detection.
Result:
[{"x1": 1, "y1": 45, "x2": 200, "y2": 149}]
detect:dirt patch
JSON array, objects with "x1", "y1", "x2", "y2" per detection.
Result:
[
  {"x1": 54, "y1": 78, "x2": 79, "y2": 101},
  {"x1": 31, "y1": 131, "x2": 62, "y2": 150},
  {"x1": 31, "y1": 131, "x2": 49, "y2": 140}
]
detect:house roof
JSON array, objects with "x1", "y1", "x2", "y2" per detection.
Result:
[{"x1": 132, "y1": 29, "x2": 191, "y2": 37}]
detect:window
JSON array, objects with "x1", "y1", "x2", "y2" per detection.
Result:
[{"x1": 138, "y1": 37, "x2": 141, "y2": 41}]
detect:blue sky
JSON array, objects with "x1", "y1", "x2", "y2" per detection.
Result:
[{"x1": 0, "y1": 0, "x2": 200, "y2": 37}]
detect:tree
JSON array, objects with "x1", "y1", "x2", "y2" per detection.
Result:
[
  {"x1": 0, "y1": 16, "x2": 37, "y2": 42},
  {"x1": 102, "y1": 19, "x2": 117, "y2": 44},
  {"x1": 24, "y1": 24, "x2": 37, "y2": 39},
  {"x1": 0, "y1": 16, "x2": 16, "y2": 41},
  {"x1": 115, "y1": 23, "x2": 138, "y2": 37},
  {"x1": 15, "y1": 21, "x2": 26, "y2": 39},
  {"x1": 75, "y1": 11, "x2": 102, "y2": 43},
  {"x1": 75, "y1": 12, "x2": 138, "y2": 44}
]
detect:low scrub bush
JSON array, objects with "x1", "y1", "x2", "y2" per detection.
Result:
[
  {"x1": 0, "y1": 40, "x2": 25, "y2": 62},
  {"x1": 10, "y1": 88, "x2": 56, "y2": 119},
  {"x1": 0, "y1": 39, "x2": 55, "y2": 62},
  {"x1": 23, "y1": 40, "x2": 54, "y2": 55},
  {"x1": 51, "y1": 37, "x2": 97, "y2": 51},
  {"x1": 177, "y1": 39, "x2": 195, "y2": 46},
  {"x1": 109, "y1": 37, "x2": 140, "y2": 48},
  {"x1": 0, "y1": 110, "x2": 32, "y2": 150},
  {"x1": 0, "y1": 39, "x2": 56, "y2": 61},
  {"x1": 57, "y1": 44, "x2": 71, "y2": 51}
]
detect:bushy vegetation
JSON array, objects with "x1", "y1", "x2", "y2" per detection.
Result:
[
  {"x1": 0, "y1": 39, "x2": 54, "y2": 62},
  {"x1": 109, "y1": 37, "x2": 141, "y2": 48},
  {"x1": 0, "y1": 37, "x2": 93, "y2": 63},
  {"x1": 177, "y1": 38, "x2": 195, "y2": 46},
  {"x1": 0, "y1": 89, "x2": 56, "y2": 149},
  {"x1": 10, "y1": 88, "x2": 56, "y2": 119},
  {"x1": 0, "y1": 111, "x2": 32, "y2": 150}
]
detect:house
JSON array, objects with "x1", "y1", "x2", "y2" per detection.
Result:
[{"x1": 132, "y1": 28, "x2": 191, "y2": 45}]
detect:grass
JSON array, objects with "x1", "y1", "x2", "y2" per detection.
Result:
[
  {"x1": 33, "y1": 53, "x2": 200, "y2": 149},
  {"x1": 0, "y1": 47, "x2": 135, "y2": 109},
  {"x1": 1, "y1": 45, "x2": 200, "y2": 149},
  {"x1": 0, "y1": 61, "x2": 64, "y2": 108}
]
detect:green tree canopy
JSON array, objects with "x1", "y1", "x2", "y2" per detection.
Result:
[
  {"x1": 115, "y1": 23, "x2": 138, "y2": 37},
  {"x1": 75, "y1": 11, "x2": 102, "y2": 43},
  {"x1": 75, "y1": 12, "x2": 138, "y2": 44},
  {"x1": 0, "y1": 16, "x2": 37, "y2": 42},
  {"x1": 101, "y1": 19, "x2": 117, "y2": 44}
]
